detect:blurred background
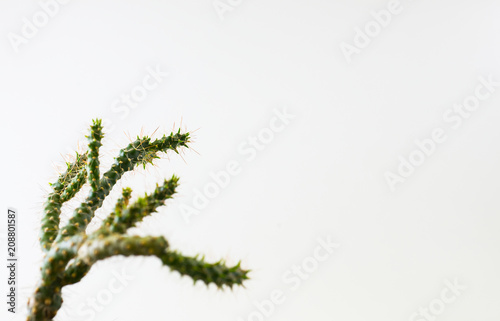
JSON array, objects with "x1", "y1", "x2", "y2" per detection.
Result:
[{"x1": 1, "y1": 1, "x2": 500, "y2": 320}]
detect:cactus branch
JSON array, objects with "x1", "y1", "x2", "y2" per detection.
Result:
[
  {"x1": 59, "y1": 168, "x2": 87, "y2": 203},
  {"x1": 86, "y1": 118, "x2": 103, "y2": 192},
  {"x1": 99, "y1": 187, "x2": 133, "y2": 232},
  {"x1": 159, "y1": 251, "x2": 250, "y2": 289},
  {"x1": 40, "y1": 153, "x2": 88, "y2": 251},
  {"x1": 77, "y1": 234, "x2": 169, "y2": 264},
  {"x1": 109, "y1": 175, "x2": 179, "y2": 234}
]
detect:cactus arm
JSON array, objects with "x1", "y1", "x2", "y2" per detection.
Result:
[
  {"x1": 54, "y1": 131, "x2": 190, "y2": 242},
  {"x1": 59, "y1": 168, "x2": 87, "y2": 203},
  {"x1": 109, "y1": 176, "x2": 179, "y2": 234},
  {"x1": 60, "y1": 235, "x2": 169, "y2": 287},
  {"x1": 40, "y1": 194, "x2": 64, "y2": 252},
  {"x1": 52, "y1": 152, "x2": 88, "y2": 193},
  {"x1": 69, "y1": 235, "x2": 249, "y2": 289},
  {"x1": 159, "y1": 251, "x2": 250, "y2": 289},
  {"x1": 99, "y1": 187, "x2": 133, "y2": 231},
  {"x1": 87, "y1": 119, "x2": 103, "y2": 192},
  {"x1": 64, "y1": 253, "x2": 250, "y2": 290},
  {"x1": 77, "y1": 234, "x2": 169, "y2": 263},
  {"x1": 40, "y1": 153, "x2": 88, "y2": 251},
  {"x1": 62, "y1": 235, "x2": 251, "y2": 290}
]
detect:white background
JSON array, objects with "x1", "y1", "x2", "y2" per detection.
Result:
[{"x1": 1, "y1": 1, "x2": 500, "y2": 320}]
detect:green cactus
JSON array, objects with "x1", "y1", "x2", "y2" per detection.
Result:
[{"x1": 28, "y1": 119, "x2": 249, "y2": 321}]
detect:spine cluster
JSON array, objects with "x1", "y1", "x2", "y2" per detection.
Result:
[{"x1": 28, "y1": 119, "x2": 249, "y2": 321}]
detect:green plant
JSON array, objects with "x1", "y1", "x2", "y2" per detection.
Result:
[{"x1": 27, "y1": 119, "x2": 249, "y2": 321}]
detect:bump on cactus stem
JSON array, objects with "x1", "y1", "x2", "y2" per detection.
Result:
[{"x1": 28, "y1": 119, "x2": 249, "y2": 321}]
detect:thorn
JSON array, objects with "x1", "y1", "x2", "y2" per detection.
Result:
[
  {"x1": 124, "y1": 130, "x2": 132, "y2": 144},
  {"x1": 150, "y1": 126, "x2": 160, "y2": 138},
  {"x1": 190, "y1": 127, "x2": 201, "y2": 134},
  {"x1": 178, "y1": 152, "x2": 187, "y2": 165},
  {"x1": 189, "y1": 146, "x2": 200, "y2": 156}
]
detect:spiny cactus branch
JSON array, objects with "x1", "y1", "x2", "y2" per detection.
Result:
[
  {"x1": 99, "y1": 187, "x2": 133, "y2": 233},
  {"x1": 160, "y1": 251, "x2": 250, "y2": 289},
  {"x1": 86, "y1": 119, "x2": 103, "y2": 192},
  {"x1": 40, "y1": 152, "x2": 88, "y2": 251},
  {"x1": 64, "y1": 238, "x2": 249, "y2": 290},
  {"x1": 109, "y1": 175, "x2": 179, "y2": 234},
  {"x1": 59, "y1": 168, "x2": 87, "y2": 203}
]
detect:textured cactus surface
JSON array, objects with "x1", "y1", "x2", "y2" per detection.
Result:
[{"x1": 27, "y1": 119, "x2": 249, "y2": 321}]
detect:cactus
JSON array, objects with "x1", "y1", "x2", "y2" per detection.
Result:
[{"x1": 27, "y1": 119, "x2": 249, "y2": 321}]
